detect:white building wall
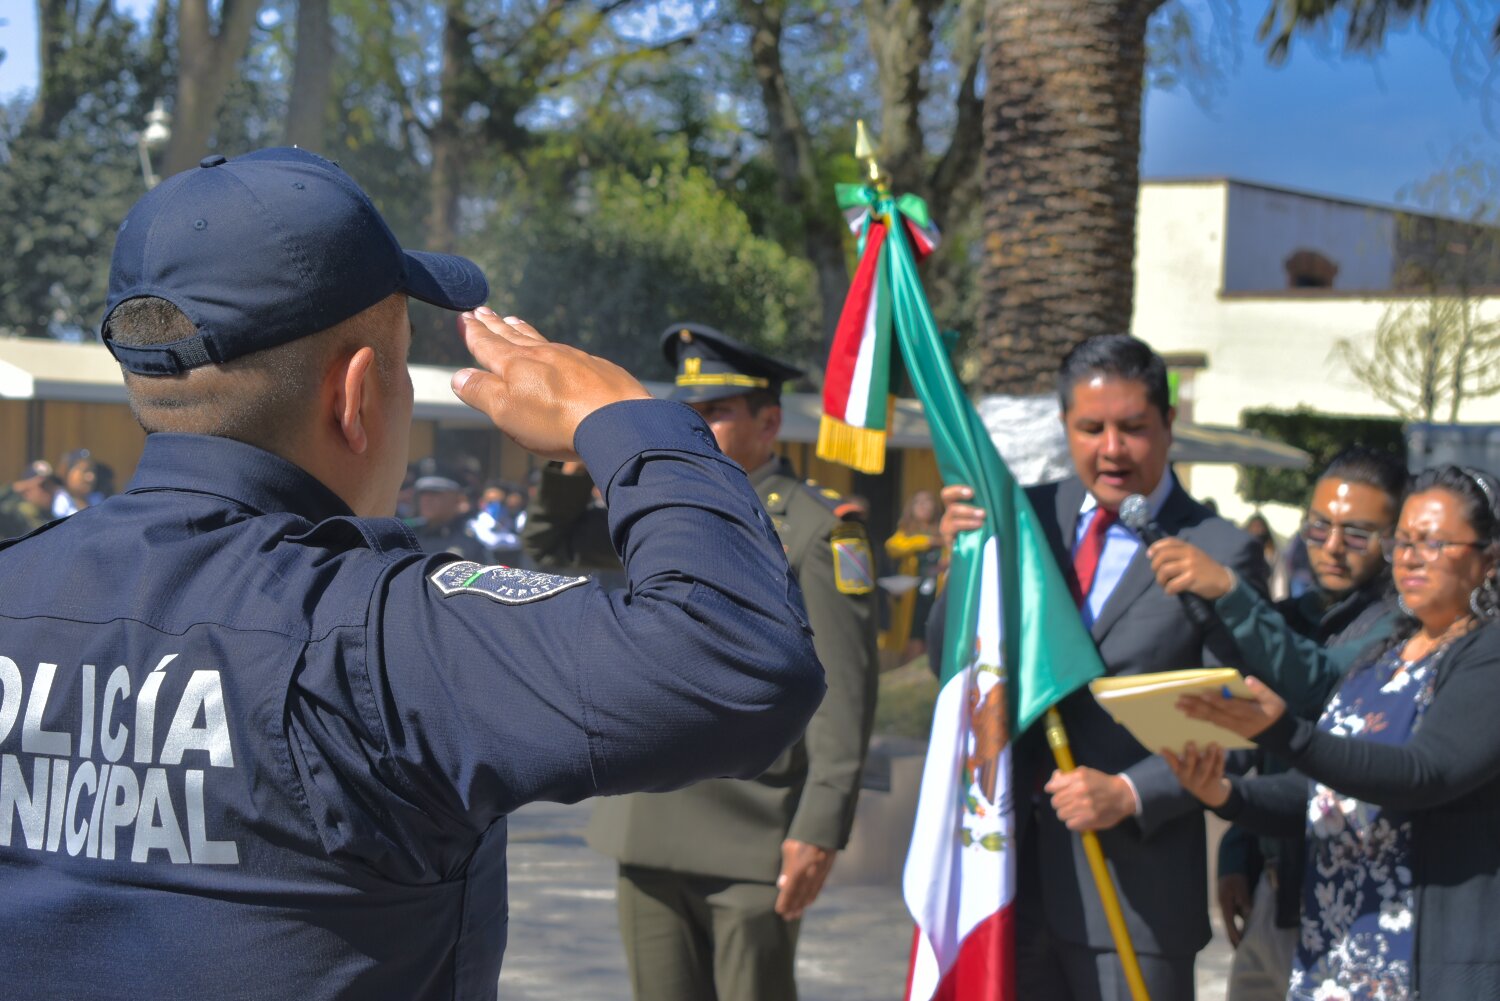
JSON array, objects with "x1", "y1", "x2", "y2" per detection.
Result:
[
  {"x1": 1222, "y1": 184, "x2": 1396, "y2": 293},
  {"x1": 1132, "y1": 179, "x2": 1500, "y2": 537}
]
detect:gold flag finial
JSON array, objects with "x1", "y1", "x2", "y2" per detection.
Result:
[{"x1": 854, "y1": 120, "x2": 882, "y2": 184}]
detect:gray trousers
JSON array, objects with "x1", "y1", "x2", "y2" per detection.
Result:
[
  {"x1": 1227, "y1": 872, "x2": 1298, "y2": 1001},
  {"x1": 615, "y1": 863, "x2": 801, "y2": 1001}
]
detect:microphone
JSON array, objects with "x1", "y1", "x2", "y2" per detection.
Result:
[{"x1": 1118, "y1": 494, "x2": 1218, "y2": 630}]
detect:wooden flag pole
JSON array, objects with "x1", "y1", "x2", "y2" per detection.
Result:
[{"x1": 1044, "y1": 706, "x2": 1152, "y2": 1001}]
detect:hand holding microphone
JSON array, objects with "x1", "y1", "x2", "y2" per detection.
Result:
[{"x1": 1119, "y1": 494, "x2": 1223, "y2": 629}]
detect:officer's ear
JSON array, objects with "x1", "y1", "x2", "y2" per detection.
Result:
[
  {"x1": 332, "y1": 346, "x2": 378, "y2": 456},
  {"x1": 757, "y1": 401, "x2": 782, "y2": 444}
]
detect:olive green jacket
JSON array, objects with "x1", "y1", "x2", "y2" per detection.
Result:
[{"x1": 522, "y1": 456, "x2": 879, "y2": 882}]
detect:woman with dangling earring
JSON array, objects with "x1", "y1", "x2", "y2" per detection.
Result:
[{"x1": 1162, "y1": 465, "x2": 1500, "y2": 1001}]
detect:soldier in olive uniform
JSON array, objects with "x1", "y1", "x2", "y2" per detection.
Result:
[
  {"x1": 0, "y1": 462, "x2": 60, "y2": 539},
  {"x1": 522, "y1": 323, "x2": 880, "y2": 1001},
  {"x1": 408, "y1": 473, "x2": 489, "y2": 562}
]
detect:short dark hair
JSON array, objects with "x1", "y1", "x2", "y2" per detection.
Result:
[
  {"x1": 1057, "y1": 335, "x2": 1171, "y2": 419},
  {"x1": 109, "y1": 295, "x2": 406, "y2": 446},
  {"x1": 1409, "y1": 465, "x2": 1500, "y2": 550},
  {"x1": 1318, "y1": 447, "x2": 1408, "y2": 513}
]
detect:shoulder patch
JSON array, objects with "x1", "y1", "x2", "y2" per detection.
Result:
[
  {"x1": 429, "y1": 561, "x2": 589, "y2": 605},
  {"x1": 829, "y1": 524, "x2": 874, "y2": 595}
]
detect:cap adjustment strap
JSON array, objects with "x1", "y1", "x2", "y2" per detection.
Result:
[{"x1": 104, "y1": 333, "x2": 218, "y2": 376}]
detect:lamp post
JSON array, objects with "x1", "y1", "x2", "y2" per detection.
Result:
[{"x1": 137, "y1": 99, "x2": 172, "y2": 189}]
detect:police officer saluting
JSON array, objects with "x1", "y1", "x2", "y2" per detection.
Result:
[
  {"x1": 524, "y1": 324, "x2": 880, "y2": 1001},
  {"x1": 0, "y1": 149, "x2": 824, "y2": 1000}
]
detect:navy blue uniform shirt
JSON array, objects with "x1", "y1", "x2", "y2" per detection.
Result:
[{"x1": 0, "y1": 399, "x2": 823, "y2": 1000}]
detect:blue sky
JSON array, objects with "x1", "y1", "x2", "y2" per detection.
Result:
[
  {"x1": 1141, "y1": 9, "x2": 1500, "y2": 207},
  {"x1": 2, "y1": 2, "x2": 1496, "y2": 209}
]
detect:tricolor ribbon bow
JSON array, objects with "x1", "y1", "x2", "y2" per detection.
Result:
[{"x1": 817, "y1": 185, "x2": 942, "y2": 474}]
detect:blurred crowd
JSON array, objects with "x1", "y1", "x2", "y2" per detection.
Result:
[
  {"x1": 0, "y1": 448, "x2": 542, "y2": 571},
  {"x1": 0, "y1": 449, "x2": 114, "y2": 538},
  {"x1": 395, "y1": 458, "x2": 537, "y2": 566}
]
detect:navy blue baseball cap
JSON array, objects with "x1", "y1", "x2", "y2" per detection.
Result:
[{"x1": 102, "y1": 147, "x2": 489, "y2": 376}]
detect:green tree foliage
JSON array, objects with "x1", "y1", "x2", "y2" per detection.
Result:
[
  {"x1": 0, "y1": 5, "x2": 160, "y2": 337},
  {"x1": 1238, "y1": 407, "x2": 1406, "y2": 506},
  {"x1": 464, "y1": 156, "x2": 818, "y2": 378}
]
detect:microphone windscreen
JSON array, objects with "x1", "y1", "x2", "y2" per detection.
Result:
[{"x1": 1118, "y1": 493, "x2": 1151, "y2": 532}]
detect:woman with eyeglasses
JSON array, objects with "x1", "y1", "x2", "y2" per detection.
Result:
[{"x1": 1165, "y1": 465, "x2": 1500, "y2": 1000}]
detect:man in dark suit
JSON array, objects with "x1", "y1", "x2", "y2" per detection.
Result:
[{"x1": 936, "y1": 334, "x2": 1267, "y2": 1001}]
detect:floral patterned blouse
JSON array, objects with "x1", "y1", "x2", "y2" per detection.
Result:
[{"x1": 1287, "y1": 644, "x2": 1442, "y2": 1001}]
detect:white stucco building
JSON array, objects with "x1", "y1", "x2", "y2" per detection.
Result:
[{"x1": 1131, "y1": 178, "x2": 1500, "y2": 532}]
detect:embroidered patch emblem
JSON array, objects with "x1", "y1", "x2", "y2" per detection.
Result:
[
  {"x1": 428, "y1": 561, "x2": 589, "y2": 605},
  {"x1": 830, "y1": 529, "x2": 874, "y2": 595}
]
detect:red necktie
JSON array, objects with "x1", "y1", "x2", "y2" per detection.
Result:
[{"x1": 1072, "y1": 507, "x2": 1117, "y2": 608}]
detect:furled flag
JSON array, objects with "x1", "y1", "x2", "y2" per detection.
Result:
[
  {"x1": 819, "y1": 177, "x2": 1105, "y2": 999},
  {"x1": 816, "y1": 187, "x2": 941, "y2": 475}
]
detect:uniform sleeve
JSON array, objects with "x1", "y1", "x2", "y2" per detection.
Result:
[
  {"x1": 366, "y1": 400, "x2": 826, "y2": 829},
  {"x1": 1216, "y1": 770, "x2": 1310, "y2": 840},
  {"x1": 1127, "y1": 528, "x2": 1271, "y2": 837},
  {"x1": 1252, "y1": 632, "x2": 1500, "y2": 812},
  {"x1": 1215, "y1": 824, "x2": 1261, "y2": 881},
  {"x1": 785, "y1": 515, "x2": 880, "y2": 850},
  {"x1": 1215, "y1": 581, "x2": 1352, "y2": 716},
  {"x1": 520, "y1": 464, "x2": 619, "y2": 571}
]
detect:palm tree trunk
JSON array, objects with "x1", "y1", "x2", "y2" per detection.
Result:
[{"x1": 976, "y1": 0, "x2": 1165, "y2": 395}]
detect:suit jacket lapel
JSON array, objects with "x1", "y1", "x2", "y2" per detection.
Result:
[
  {"x1": 1089, "y1": 548, "x2": 1155, "y2": 643},
  {"x1": 1053, "y1": 477, "x2": 1085, "y2": 570}
]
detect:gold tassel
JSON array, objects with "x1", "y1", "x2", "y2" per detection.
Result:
[{"x1": 816, "y1": 413, "x2": 888, "y2": 475}]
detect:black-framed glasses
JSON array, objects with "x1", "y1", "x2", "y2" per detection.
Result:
[
  {"x1": 1381, "y1": 536, "x2": 1485, "y2": 562},
  {"x1": 1301, "y1": 517, "x2": 1382, "y2": 554}
]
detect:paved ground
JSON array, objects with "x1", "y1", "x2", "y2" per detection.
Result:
[{"x1": 497, "y1": 800, "x2": 1235, "y2": 1000}]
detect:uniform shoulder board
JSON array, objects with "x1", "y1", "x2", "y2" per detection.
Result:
[
  {"x1": 429, "y1": 561, "x2": 589, "y2": 605},
  {"x1": 797, "y1": 480, "x2": 866, "y2": 522},
  {"x1": 798, "y1": 480, "x2": 843, "y2": 512}
]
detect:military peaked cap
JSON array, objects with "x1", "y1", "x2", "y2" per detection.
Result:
[{"x1": 659, "y1": 323, "x2": 804, "y2": 404}]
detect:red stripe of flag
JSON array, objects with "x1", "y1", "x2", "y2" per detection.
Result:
[
  {"x1": 824, "y1": 223, "x2": 888, "y2": 420},
  {"x1": 919, "y1": 907, "x2": 1014, "y2": 1001}
]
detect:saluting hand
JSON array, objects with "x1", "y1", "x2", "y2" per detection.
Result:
[
  {"x1": 451, "y1": 308, "x2": 651, "y2": 461},
  {"x1": 775, "y1": 839, "x2": 836, "y2": 921}
]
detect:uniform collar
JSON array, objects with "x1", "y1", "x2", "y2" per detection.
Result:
[
  {"x1": 125, "y1": 432, "x2": 355, "y2": 523},
  {"x1": 747, "y1": 455, "x2": 792, "y2": 488}
]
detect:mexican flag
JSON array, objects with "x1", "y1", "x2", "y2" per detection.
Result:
[{"x1": 820, "y1": 182, "x2": 1105, "y2": 999}]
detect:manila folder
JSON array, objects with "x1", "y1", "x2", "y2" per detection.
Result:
[{"x1": 1089, "y1": 668, "x2": 1256, "y2": 754}]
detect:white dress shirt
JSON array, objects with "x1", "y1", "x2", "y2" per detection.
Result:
[{"x1": 1073, "y1": 470, "x2": 1175, "y2": 629}]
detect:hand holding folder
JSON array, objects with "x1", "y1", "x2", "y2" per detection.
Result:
[{"x1": 1089, "y1": 668, "x2": 1259, "y2": 756}]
